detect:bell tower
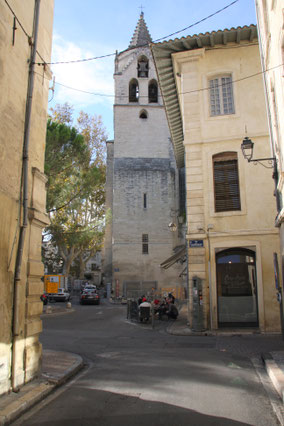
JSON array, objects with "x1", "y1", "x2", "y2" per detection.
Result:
[{"x1": 104, "y1": 13, "x2": 184, "y2": 297}]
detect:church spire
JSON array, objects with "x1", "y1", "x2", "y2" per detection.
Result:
[{"x1": 129, "y1": 12, "x2": 152, "y2": 48}]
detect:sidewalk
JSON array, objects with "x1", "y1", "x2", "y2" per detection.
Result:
[
  {"x1": 168, "y1": 304, "x2": 284, "y2": 408},
  {"x1": 0, "y1": 351, "x2": 83, "y2": 425}
]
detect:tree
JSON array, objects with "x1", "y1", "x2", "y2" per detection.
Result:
[{"x1": 44, "y1": 104, "x2": 107, "y2": 276}]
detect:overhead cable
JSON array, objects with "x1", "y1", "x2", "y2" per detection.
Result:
[
  {"x1": 35, "y1": 0, "x2": 240, "y2": 66},
  {"x1": 35, "y1": 63, "x2": 283, "y2": 100}
]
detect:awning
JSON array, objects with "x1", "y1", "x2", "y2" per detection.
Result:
[{"x1": 160, "y1": 245, "x2": 186, "y2": 269}]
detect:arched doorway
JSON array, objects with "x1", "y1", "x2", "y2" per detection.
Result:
[{"x1": 216, "y1": 248, "x2": 258, "y2": 327}]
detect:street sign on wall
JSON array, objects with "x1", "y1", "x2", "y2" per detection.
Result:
[{"x1": 189, "y1": 240, "x2": 204, "y2": 248}]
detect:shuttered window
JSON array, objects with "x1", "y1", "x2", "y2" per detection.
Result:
[{"x1": 213, "y1": 152, "x2": 241, "y2": 212}]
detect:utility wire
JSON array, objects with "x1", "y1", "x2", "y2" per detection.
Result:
[
  {"x1": 4, "y1": 0, "x2": 29, "y2": 39},
  {"x1": 154, "y1": 0, "x2": 240, "y2": 42},
  {"x1": 35, "y1": 0, "x2": 240, "y2": 66},
  {"x1": 35, "y1": 63, "x2": 283, "y2": 100},
  {"x1": 180, "y1": 63, "x2": 283, "y2": 96},
  {"x1": 56, "y1": 81, "x2": 114, "y2": 97},
  {"x1": 5, "y1": 0, "x2": 47, "y2": 64}
]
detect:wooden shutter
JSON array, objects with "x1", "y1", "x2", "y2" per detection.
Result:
[{"x1": 213, "y1": 153, "x2": 241, "y2": 212}]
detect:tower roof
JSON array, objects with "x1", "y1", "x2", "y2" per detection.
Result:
[{"x1": 129, "y1": 12, "x2": 152, "y2": 48}]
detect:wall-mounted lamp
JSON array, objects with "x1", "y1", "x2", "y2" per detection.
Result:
[
  {"x1": 168, "y1": 222, "x2": 177, "y2": 232},
  {"x1": 241, "y1": 137, "x2": 281, "y2": 212},
  {"x1": 241, "y1": 137, "x2": 276, "y2": 168}
]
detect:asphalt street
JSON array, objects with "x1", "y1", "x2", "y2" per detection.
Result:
[{"x1": 13, "y1": 297, "x2": 282, "y2": 425}]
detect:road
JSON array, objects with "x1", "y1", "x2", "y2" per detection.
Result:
[{"x1": 14, "y1": 296, "x2": 282, "y2": 425}]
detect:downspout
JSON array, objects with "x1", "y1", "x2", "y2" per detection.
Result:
[
  {"x1": 255, "y1": 0, "x2": 280, "y2": 213},
  {"x1": 255, "y1": 1, "x2": 284, "y2": 338},
  {"x1": 11, "y1": 0, "x2": 41, "y2": 391},
  {"x1": 207, "y1": 227, "x2": 213, "y2": 330}
]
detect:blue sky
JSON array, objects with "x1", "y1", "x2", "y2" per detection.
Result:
[{"x1": 49, "y1": 0, "x2": 257, "y2": 139}]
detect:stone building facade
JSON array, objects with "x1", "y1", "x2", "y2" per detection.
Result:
[
  {"x1": 104, "y1": 14, "x2": 185, "y2": 298},
  {"x1": 0, "y1": 0, "x2": 54, "y2": 394},
  {"x1": 152, "y1": 25, "x2": 281, "y2": 332},
  {"x1": 254, "y1": 0, "x2": 284, "y2": 330}
]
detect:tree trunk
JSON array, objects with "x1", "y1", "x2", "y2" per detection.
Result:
[
  {"x1": 79, "y1": 254, "x2": 85, "y2": 279},
  {"x1": 60, "y1": 246, "x2": 80, "y2": 278}
]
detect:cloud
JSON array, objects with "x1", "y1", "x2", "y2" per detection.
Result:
[{"x1": 50, "y1": 33, "x2": 114, "y2": 110}]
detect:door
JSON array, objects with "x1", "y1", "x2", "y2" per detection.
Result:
[{"x1": 216, "y1": 248, "x2": 258, "y2": 327}]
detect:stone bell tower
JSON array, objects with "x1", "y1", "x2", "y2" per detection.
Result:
[{"x1": 104, "y1": 13, "x2": 184, "y2": 297}]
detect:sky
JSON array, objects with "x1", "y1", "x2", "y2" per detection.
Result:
[{"x1": 49, "y1": 0, "x2": 257, "y2": 139}]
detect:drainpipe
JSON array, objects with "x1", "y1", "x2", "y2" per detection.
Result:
[
  {"x1": 254, "y1": 0, "x2": 284, "y2": 338},
  {"x1": 255, "y1": 0, "x2": 280, "y2": 213},
  {"x1": 11, "y1": 0, "x2": 41, "y2": 391},
  {"x1": 207, "y1": 226, "x2": 214, "y2": 331}
]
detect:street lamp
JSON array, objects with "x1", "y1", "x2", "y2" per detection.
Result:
[
  {"x1": 241, "y1": 136, "x2": 280, "y2": 212},
  {"x1": 241, "y1": 136, "x2": 276, "y2": 167},
  {"x1": 168, "y1": 221, "x2": 177, "y2": 232},
  {"x1": 241, "y1": 137, "x2": 254, "y2": 161}
]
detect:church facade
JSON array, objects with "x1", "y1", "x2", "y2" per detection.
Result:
[{"x1": 104, "y1": 14, "x2": 185, "y2": 298}]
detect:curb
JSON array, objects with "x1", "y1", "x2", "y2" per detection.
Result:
[
  {"x1": 262, "y1": 353, "x2": 284, "y2": 403},
  {"x1": 0, "y1": 381, "x2": 53, "y2": 426},
  {"x1": 0, "y1": 353, "x2": 84, "y2": 425},
  {"x1": 41, "y1": 308, "x2": 75, "y2": 317},
  {"x1": 42, "y1": 351, "x2": 84, "y2": 386}
]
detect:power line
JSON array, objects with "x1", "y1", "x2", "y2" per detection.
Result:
[
  {"x1": 4, "y1": 0, "x2": 47, "y2": 64},
  {"x1": 154, "y1": 0, "x2": 240, "y2": 42},
  {"x1": 181, "y1": 63, "x2": 283, "y2": 96},
  {"x1": 35, "y1": 63, "x2": 283, "y2": 100},
  {"x1": 56, "y1": 81, "x2": 114, "y2": 97},
  {"x1": 4, "y1": 0, "x2": 29, "y2": 39},
  {"x1": 36, "y1": 0, "x2": 240, "y2": 66}
]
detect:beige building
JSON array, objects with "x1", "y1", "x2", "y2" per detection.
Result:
[
  {"x1": 0, "y1": 1, "x2": 54, "y2": 394},
  {"x1": 152, "y1": 25, "x2": 281, "y2": 332},
  {"x1": 254, "y1": 0, "x2": 284, "y2": 327}
]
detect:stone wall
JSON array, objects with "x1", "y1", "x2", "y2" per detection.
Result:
[
  {"x1": 109, "y1": 44, "x2": 185, "y2": 295},
  {"x1": 0, "y1": 0, "x2": 54, "y2": 394}
]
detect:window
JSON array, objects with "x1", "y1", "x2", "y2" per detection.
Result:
[
  {"x1": 129, "y1": 79, "x2": 139, "y2": 102},
  {"x1": 142, "y1": 234, "x2": 148, "y2": 254},
  {"x1": 148, "y1": 80, "x2": 158, "y2": 103},
  {"x1": 138, "y1": 56, "x2": 149, "y2": 78},
  {"x1": 209, "y1": 75, "x2": 235, "y2": 116},
  {"x1": 143, "y1": 193, "x2": 147, "y2": 209},
  {"x1": 139, "y1": 110, "x2": 148, "y2": 119},
  {"x1": 213, "y1": 152, "x2": 241, "y2": 212}
]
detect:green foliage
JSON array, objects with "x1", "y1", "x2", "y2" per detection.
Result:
[{"x1": 44, "y1": 104, "x2": 107, "y2": 276}]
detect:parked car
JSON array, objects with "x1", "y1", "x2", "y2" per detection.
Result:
[
  {"x1": 80, "y1": 289, "x2": 100, "y2": 305},
  {"x1": 80, "y1": 284, "x2": 97, "y2": 293},
  {"x1": 40, "y1": 293, "x2": 48, "y2": 305},
  {"x1": 48, "y1": 288, "x2": 70, "y2": 302}
]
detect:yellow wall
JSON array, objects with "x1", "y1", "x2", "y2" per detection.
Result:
[
  {"x1": 172, "y1": 41, "x2": 281, "y2": 332},
  {"x1": 0, "y1": 0, "x2": 54, "y2": 394}
]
